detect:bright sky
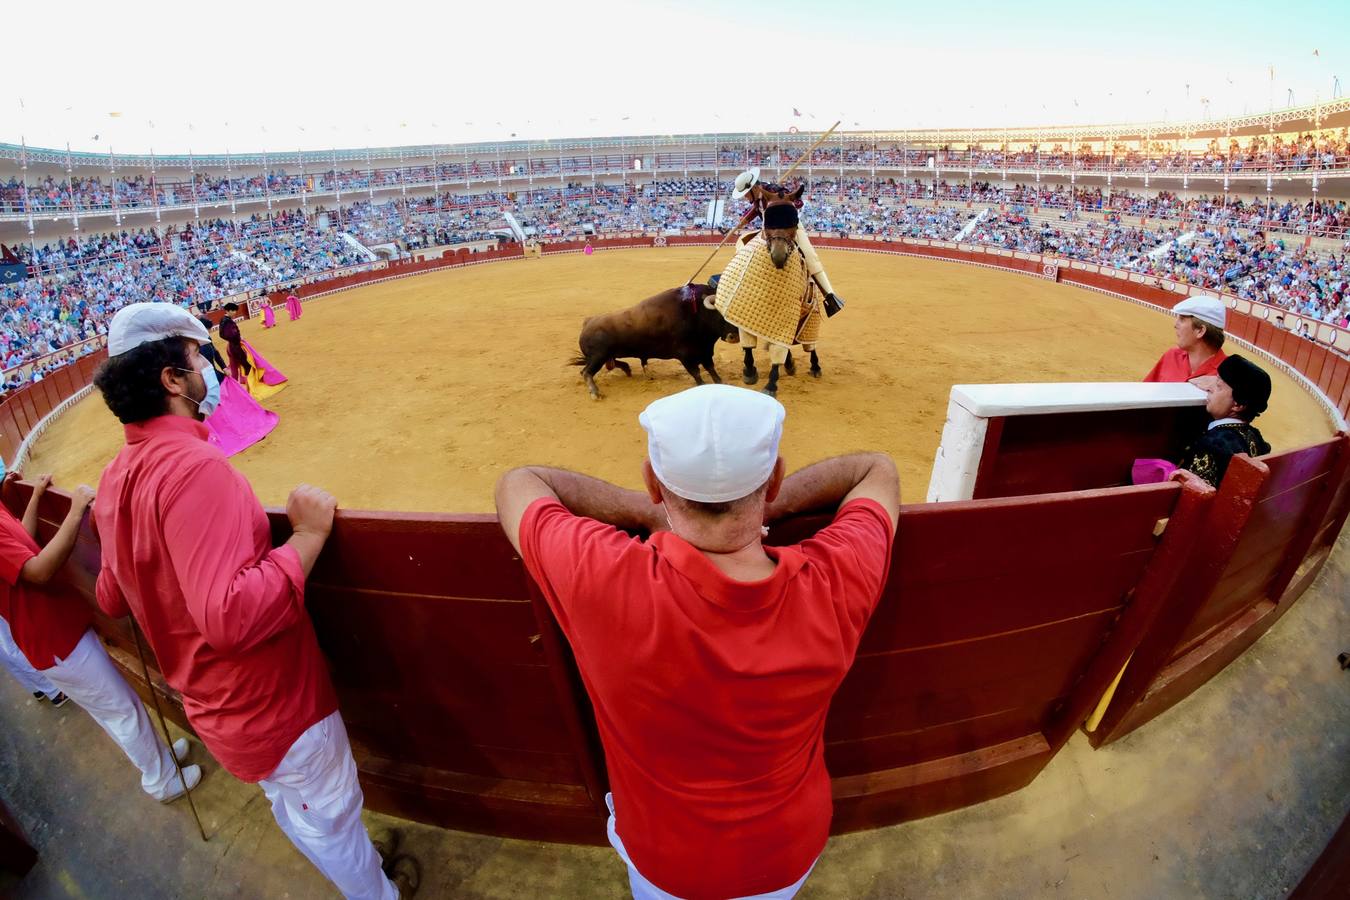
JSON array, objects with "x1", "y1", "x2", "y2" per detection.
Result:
[{"x1": 5, "y1": 0, "x2": 1348, "y2": 155}]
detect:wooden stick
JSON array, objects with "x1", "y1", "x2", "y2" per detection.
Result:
[
  {"x1": 685, "y1": 120, "x2": 843, "y2": 285},
  {"x1": 131, "y1": 620, "x2": 208, "y2": 842}
]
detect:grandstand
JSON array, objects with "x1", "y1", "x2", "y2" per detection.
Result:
[{"x1": 1, "y1": 100, "x2": 1348, "y2": 389}]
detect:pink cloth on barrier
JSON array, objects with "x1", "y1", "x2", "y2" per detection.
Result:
[
  {"x1": 240, "y1": 339, "x2": 288, "y2": 386},
  {"x1": 262, "y1": 305, "x2": 276, "y2": 328},
  {"x1": 285, "y1": 295, "x2": 303, "y2": 321},
  {"x1": 205, "y1": 377, "x2": 279, "y2": 456},
  {"x1": 1131, "y1": 458, "x2": 1178, "y2": 485}
]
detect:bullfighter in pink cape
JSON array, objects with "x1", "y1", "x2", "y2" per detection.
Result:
[
  {"x1": 262, "y1": 304, "x2": 276, "y2": 328},
  {"x1": 219, "y1": 315, "x2": 288, "y2": 401},
  {"x1": 204, "y1": 376, "x2": 279, "y2": 456},
  {"x1": 285, "y1": 294, "x2": 303, "y2": 321}
]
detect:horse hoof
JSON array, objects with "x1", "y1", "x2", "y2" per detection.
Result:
[
  {"x1": 810, "y1": 368, "x2": 822, "y2": 379},
  {"x1": 589, "y1": 392, "x2": 602, "y2": 401},
  {"x1": 742, "y1": 369, "x2": 759, "y2": 385},
  {"x1": 784, "y1": 362, "x2": 797, "y2": 377},
  {"x1": 761, "y1": 385, "x2": 778, "y2": 396}
]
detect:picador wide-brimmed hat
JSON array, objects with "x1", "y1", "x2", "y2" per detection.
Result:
[{"x1": 732, "y1": 168, "x2": 761, "y2": 200}]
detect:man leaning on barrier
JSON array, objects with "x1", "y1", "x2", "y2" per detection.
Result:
[
  {"x1": 495, "y1": 383, "x2": 899, "y2": 900},
  {"x1": 89, "y1": 302, "x2": 419, "y2": 900}
]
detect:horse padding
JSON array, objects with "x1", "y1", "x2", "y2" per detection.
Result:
[{"x1": 714, "y1": 233, "x2": 822, "y2": 347}]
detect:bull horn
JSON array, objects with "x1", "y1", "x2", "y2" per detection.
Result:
[{"x1": 703, "y1": 296, "x2": 717, "y2": 309}]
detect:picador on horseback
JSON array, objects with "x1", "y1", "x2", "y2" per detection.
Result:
[{"x1": 709, "y1": 167, "x2": 846, "y2": 395}]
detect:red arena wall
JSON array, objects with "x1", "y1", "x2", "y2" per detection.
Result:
[{"x1": 2, "y1": 238, "x2": 1347, "y2": 843}]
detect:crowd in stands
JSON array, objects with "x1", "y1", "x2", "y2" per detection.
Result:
[
  {"x1": 4, "y1": 128, "x2": 1348, "y2": 218},
  {"x1": 1, "y1": 179, "x2": 1348, "y2": 384},
  {"x1": 721, "y1": 127, "x2": 1350, "y2": 175}
]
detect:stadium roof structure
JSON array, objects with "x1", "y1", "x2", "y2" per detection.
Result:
[{"x1": 1, "y1": 99, "x2": 1347, "y2": 170}]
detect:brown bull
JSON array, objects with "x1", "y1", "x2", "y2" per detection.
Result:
[{"x1": 570, "y1": 283, "x2": 738, "y2": 400}]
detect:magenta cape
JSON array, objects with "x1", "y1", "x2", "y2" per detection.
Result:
[
  {"x1": 240, "y1": 339, "x2": 288, "y2": 386},
  {"x1": 285, "y1": 295, "x2": 303, "y2": 320},
  {"x1": 262, "y1": 305, "x2": 276, "y2": 328},
  {"x1": 205, "y1": 377, "x2": 278, "y2": 456}
]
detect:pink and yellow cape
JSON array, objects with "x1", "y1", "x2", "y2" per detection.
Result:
[
  {"x1": 205, "y1": 377, "x2": 278, "y2": 456},
  {"x1": 231, "y1": 338, "x2": 289, "y2": 401}
]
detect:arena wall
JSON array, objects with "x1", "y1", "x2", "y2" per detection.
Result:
[{"x1": 2, "y1": 240, "x2": 1348, "y2": 843}]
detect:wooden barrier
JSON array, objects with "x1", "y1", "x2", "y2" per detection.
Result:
[
  {"x1": 3, "y1": 470, "x2": 1218, "y2": 843},
  {"x1": 1088, "y1": 434, "x2": 1350, "y2": 745}
]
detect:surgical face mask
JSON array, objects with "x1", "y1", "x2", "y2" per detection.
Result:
[{"x1": 176, "y1": 361, "x2": 220, "y2": 418}]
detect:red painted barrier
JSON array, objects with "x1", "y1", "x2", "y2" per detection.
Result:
[{"x1": 3, "y1": 466, "x2": 1220, "y2": 843}]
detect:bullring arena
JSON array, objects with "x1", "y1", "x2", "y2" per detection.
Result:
[
  {"x1": 2, "y1": 76, "x2": 1350, "y2": 899},
  {"x1": 21, "y1": 247, "x2": 1338, "y2": 508}
]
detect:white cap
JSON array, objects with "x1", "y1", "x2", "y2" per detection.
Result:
[
  {"x1": 639, "y1": 384, "x2": 785, "y2": 503},
  {"x1": 732, "y1": 168, "x2": 761, "y2": 200},
  {"x1": 107, "y1": 302, "x2": 210, "y2": 356},
  {"x1": 1172, "y1": 296, "x2": 1226, "y2": 331}
]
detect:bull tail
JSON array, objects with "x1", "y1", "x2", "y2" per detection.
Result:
[{"x1": 567, "y1": 355, "x2": 587, "y2": 367}]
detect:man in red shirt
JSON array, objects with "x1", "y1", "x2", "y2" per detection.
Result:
[
  {"x1": 91, "y1": 303, "x2": 418, "y2": 899},
  {"x1": 496, "y1": 384, "x2": 899, "y2": 900},
  {"x1": 1142, "y1": 295, "x2": 1228, "y2": 385},
  {"x1": 0, "y1": 473, "x2": 197, "y2": 800}
]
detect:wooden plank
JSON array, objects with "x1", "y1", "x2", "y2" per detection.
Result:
[
  {"x1": 347, "y1": 727, "x2": 584, "y2": 784},
  {"x1": 288, "y1": 511, "x2": 533, "y2": 600},
  {"x1": 1316, "y1": 353, "x2": 1342, "y2": 397},
  {"x1": 833, "y1": 611, "x2": 1117, "y2": 726},
  {"x1": 309, "y1": 586, "x2": 546, "y2": 670},
  {"x1": 317, "y1": 663, "x2": 574, "y2": 756},
  {"x1": 1253, "y1": 318, "x2": 1277, "y2": 351},
  {"x1": 859, "y1": 551, "x2": 1144, "y2": 653},
  {"x1": 825, "y1": 706, "x2": 1044, "y2": 775},
  {"x1": 13, "y1": 389, "x2": 35, "y2": 436},
  {"x1": 1259, "y1": 442, "x2": 1340, "y2": 495},
  {"x1": 1303, "y1": 344, "x2": 1328, "y2": 389},
  {"x1": 39, "y1": 375, "x2": 61, "y2": 414},
  {"x1": 1089, "y1": 458, "x2": 1267, "y2": 746},
  {"x1": 895, "y1": 483, "x2": 1177, "y2": 575},
  {"x1": 1293, "y1": 336, "x2": 1314, "y2": 372},
  {"x1": 1323, "y1": 361, "x2": 1344, "y2": 412},
  {"x1": 830, "y1": 734, "x2": 1052, "y2": 833}
]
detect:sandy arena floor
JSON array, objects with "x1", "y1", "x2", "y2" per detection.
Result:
[{"x1": 28, "y1": 247, "x2": 1336, "y2": 511}]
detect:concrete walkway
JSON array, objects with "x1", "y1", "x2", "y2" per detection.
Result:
[{"x1": 2, "y1": 530, "x2": 1347, "y2": 899}]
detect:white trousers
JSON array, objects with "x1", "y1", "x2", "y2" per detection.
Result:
[
  {"x1": 41, "y1": 629, "x2": 182, "y2": 800},
  {"x1": 0, "y1": 615, "x2": 60, "y2": 698},
  {"x1": 796, "y1": 230, "x2": 835, "y2": 297},
  {"x1": 605, "y1": 793, "x2": 817, "y2": 900},
  {"x1": 258, "y1": 710, "x2": 397, "y2": 900}
]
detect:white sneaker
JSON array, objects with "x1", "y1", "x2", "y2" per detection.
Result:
[
  {"x1": 172, "y1": 738, "x2": 190, "y2": 762},
  {"x1": 159, "y1": 764, "x2": 202, "y2": 803}
]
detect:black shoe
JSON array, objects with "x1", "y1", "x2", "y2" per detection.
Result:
[
  {"x1": 50, "y1": 692, "x2": 70, "y2": 708},
  {"x1": 33, "y1": 691, "x2": 46, "y2": 701}
]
